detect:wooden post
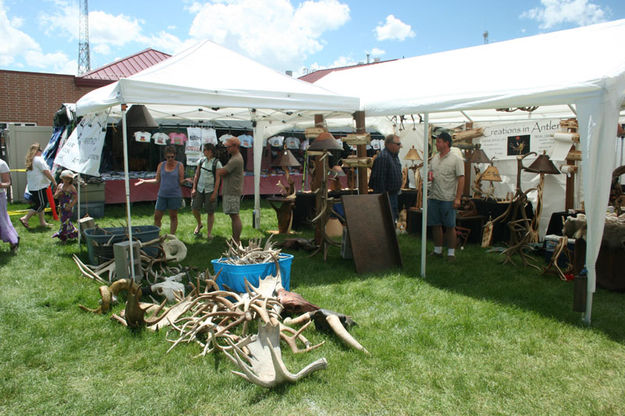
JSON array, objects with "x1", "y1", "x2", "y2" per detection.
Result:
[
  {"x1": 565, "y1": 144, "x2": 575, "y2": 210},
  {"x1": 354, "y1": 111, "x2": 368, "y2": 195}
]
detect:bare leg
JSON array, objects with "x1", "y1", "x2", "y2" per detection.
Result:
[
  {"x1": 230, "y1": 213, "x2": 242, "y2": 244},
  {"x1": 169, "y1": 209, "x2": 178, "y2": 234},
  {"x1": 432, "y1": 225, "x2": 443, "y2": 248},
  {"x1": 445, "y1": 226, "x2": 457, "y2": 251},
  {"x1": 38, "y1": 211, "x2": 50, "y2": 226},
  {"x1": 206, "y1": 212, "x2": 215, "y2": 238},
  {"x1": 192, "y1": 208, "x2": 202, "y2": 233},
  {"x1": 154, "y1": 209, "x2": 164, "y2": 230},
  {"x1": 20, "y1": 209, "x2": 36, "y2": 224}
]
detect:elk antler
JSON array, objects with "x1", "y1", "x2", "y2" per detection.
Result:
[{"x1": 223, "y1": 322, "x2": 327, "y2": 388}]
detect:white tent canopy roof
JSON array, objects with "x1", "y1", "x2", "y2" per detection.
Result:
[
  {"x1": 315, "y1": 19, "x2": 625, "y2": 117},
  {"x1": 76, "y1": 39, "x2": 359, "y2": 118},
  {"x1": 318, "y1": 19, "x2": 625, "y2": 325}
]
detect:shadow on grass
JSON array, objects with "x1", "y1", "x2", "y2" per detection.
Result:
[{"x1": 415, "y1": 243, "x2": 625, "y2": 344}]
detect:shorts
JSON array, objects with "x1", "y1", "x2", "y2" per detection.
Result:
[
  {"x1": 192, "y1": 191, "x2": 218, "y2": 213},
  {"x1": 222, "y1": 195, "x2": 240, "y2": 215},
  {"x1": 30, "y1": 188, "x2": 49, "y2": 213},
  {"x1": 427, "y1": 199, "x2": 456, "y2": 228},
  {"x1": 155, "y1": 196, "x2": 182, "y2": 211}
]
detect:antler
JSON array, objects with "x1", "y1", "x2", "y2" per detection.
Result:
[{"x1": 223, "y1": 322, "x2": 327, "y2": 388}]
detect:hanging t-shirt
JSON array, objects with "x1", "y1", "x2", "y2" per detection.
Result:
[
  {"x1": 201, "y1": 128, "x2": 218, "y2": 145},
  {"x1": 239, "y1": 134, "x2": 254, "y2": 148},
  {"x1": 371, "y1": 139, "x2": 383, "y2": 150},
  {"x1": 300, "y1": 139, "x2": 310, "y2": 151},
  {"x1": 268, "y1": 136, "x2": 284, "y2": 148},
  {"x1": 152, "y1": 132, "x2": 169, "y2": 145},
  {"x1": 169, "y1": 132, "x2": 188, "y2": 146},
  {"x1": 285, "y1": 136, "x2": 300, "y2": 150},
  {"x1": 134, "y1": 131, "x2": 151, "y2": 143},
  {"x1": 185, "y1": 129, "x2": 203, "y2": 166}
]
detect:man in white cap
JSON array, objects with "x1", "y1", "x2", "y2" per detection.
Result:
[{"x1": 427, "y1": 131, "x2": 465, "y2": 261}]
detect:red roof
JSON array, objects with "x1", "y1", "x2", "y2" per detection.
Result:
[
  {"x1": 298, "y1": 59, "x2": 397, "y2": 83},
  {"x1": 75, "y1": 48, "x2": 171, "y2": 86}
]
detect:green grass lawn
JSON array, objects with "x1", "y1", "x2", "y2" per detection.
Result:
[{"x1": 1, "y1": 199, "x2": 625, "y2": 415}]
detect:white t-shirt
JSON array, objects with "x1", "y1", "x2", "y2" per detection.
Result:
[
  {"x1": 26, "y1": 155, "x2": 51, "y2": 191},
  {"x1": 0, "y1": 159, "x2": 9, "y2": 195}
]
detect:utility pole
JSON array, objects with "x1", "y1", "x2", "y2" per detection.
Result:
[{"x1": 78, "y1": 0, "x2": 91, "y2": 75}]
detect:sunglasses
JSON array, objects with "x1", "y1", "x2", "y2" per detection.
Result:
[
  {"x1": 166, "y1": 155, "x2": 175, "y2": 159},
  {"x1": 392, "y1": 142, "x2": 402, "y2": 145}
]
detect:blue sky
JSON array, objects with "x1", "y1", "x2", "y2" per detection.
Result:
[{"x1": 1, "y1": 0, "x2": 624, "y2": 77}]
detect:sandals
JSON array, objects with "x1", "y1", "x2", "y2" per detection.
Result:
[
  {"x1": 193, "y1": 224, "x2": 204, "y2": 236},
  {"x1": 19, "y1": 218, "x2": 30, "y2": 230}
]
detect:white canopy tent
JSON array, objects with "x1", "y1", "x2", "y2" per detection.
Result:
[
  {"x1": 74, "y1": 39, "x2": 359, "y2": 278},
  {"x1": 315, "y1": 19, "x2": 625, "y2": 324}
]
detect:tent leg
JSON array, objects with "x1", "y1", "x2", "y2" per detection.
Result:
[
  {"x1": 121, "y1": 104, "x2": 137, "y2": 282},
  {"x1": 252, "y1": 119, "x2": 263, "y2": 229},
  {"x1": 420, "y1": 113, "x2": 429, "y2": 278}
]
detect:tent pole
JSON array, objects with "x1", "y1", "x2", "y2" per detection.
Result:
[
  {"x1": 420, "y1": 113, "x2": 429, "y2": 278},
  {"x1": 77, "y1": 174, "x2": 81, "y2": 246},
  {"x1": 583, "y1": 288, "x2": 593, "y2": 325},
  {"x1": 252, "y1": 118, "x2": 262, "y2": 229},
  {"x1": 121, "y1": 104, "x2": 137, "y2": 281}
]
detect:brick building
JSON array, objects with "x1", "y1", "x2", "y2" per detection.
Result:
[{"x1": 0, "y1": 48, "x2": 171, "y2": 127}]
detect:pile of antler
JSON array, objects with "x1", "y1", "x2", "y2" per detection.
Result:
[
  {"x1": 219, "y1": 236, "x2": 281, "y2": 265},
  {"x1": 165, "y1": 270, "x2": 333, "y2": 387},
  {"x1": 77, "y1": 238, "x2": 369, "y2": 388}
]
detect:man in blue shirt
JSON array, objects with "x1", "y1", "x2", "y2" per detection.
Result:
[{"x1": 368, "y1": 134, "x2": 403, "y2": 222}]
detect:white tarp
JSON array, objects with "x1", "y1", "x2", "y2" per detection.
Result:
[
  {"x1": 315, "y1": 19, "x2": 625, "y2": 324},
  {"x1": 54, "y1": 112, "x2": 108, "y2": 177}
]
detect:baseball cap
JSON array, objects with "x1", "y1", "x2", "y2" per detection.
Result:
[{"x1": 432, "y1": 130, "x2": 453, "y2": 145}]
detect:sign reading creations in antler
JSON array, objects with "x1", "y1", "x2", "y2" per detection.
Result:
[{"x1": 478, "y1": 119, "x2": 560, "y2": 160}]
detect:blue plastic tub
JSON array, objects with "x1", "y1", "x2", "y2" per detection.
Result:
[
  {"x1": 83, "y1": 226, "x2": 160, "y2": 265},
  {"x1": 211, "y1": 253, "x2": 293, "y2": 293}
]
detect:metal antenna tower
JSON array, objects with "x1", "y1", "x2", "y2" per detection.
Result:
[{"x1": 77, "y1": 0, "x2": 91, "y2": 75}]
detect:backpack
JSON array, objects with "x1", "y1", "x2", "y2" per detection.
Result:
[{"x1": 196, "y1": 158, "x2": 219, "y2": 194}]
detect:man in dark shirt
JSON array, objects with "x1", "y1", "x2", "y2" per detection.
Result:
[{"x1": 368, "y1": 134, "x2": 403, "y2": 222}]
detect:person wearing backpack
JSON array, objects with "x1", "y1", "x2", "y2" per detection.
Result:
[{"x1": 191, "y1": 143, "x2": 222, "y2": 239}]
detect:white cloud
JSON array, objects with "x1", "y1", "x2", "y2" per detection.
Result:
[
  {"x1": 375, "y1": 15, "x2": 415, "y2": 41},
  {"x1": 146, "y1": 32, "x2": 195, "y2": 55},
  {"x1": 39, "y1": 5, "x2": 145, "y2": 52},
  {"x1": 24, "y1": 50, "x2": 75, "y2": 74},
  {"x1": 0, "y1": 2, "x2": 40, "y2": 66},
  {"x1": 188, "y1": 0, "x2": 350, "y2": 69},
  {"x1": 521, "y1": 0, "x2": 607, "y2": 29},
  {"x1": 370, "y1": 48, "x2": 385, "y2": 57}
]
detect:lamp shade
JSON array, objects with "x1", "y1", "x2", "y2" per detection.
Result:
[
  {"x1": 404, "y1": 146, "x2": 422, "y2": 161},
  {"x1": 469, "y1": 148, "x2": 491, "y2": 164},
  {"x1": 481, "y1": 165, "x2": 502, "y2": 182},
  {"x1": 272, "y1": 148, "x2": 301, "y2": 167},
  {"x1": 524, "y1": 152, "x2": 559, "y2": 174},
  {"x1": 308, "y1": 131, "x2": 343, "y2": 151},
  {"x1": 119, "y1": 104, "x2": 159, "y2": 129}
]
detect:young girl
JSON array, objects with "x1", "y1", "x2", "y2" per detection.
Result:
[{"x1": 52, "y1": 170, "x2": 78, "y2": 242}]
